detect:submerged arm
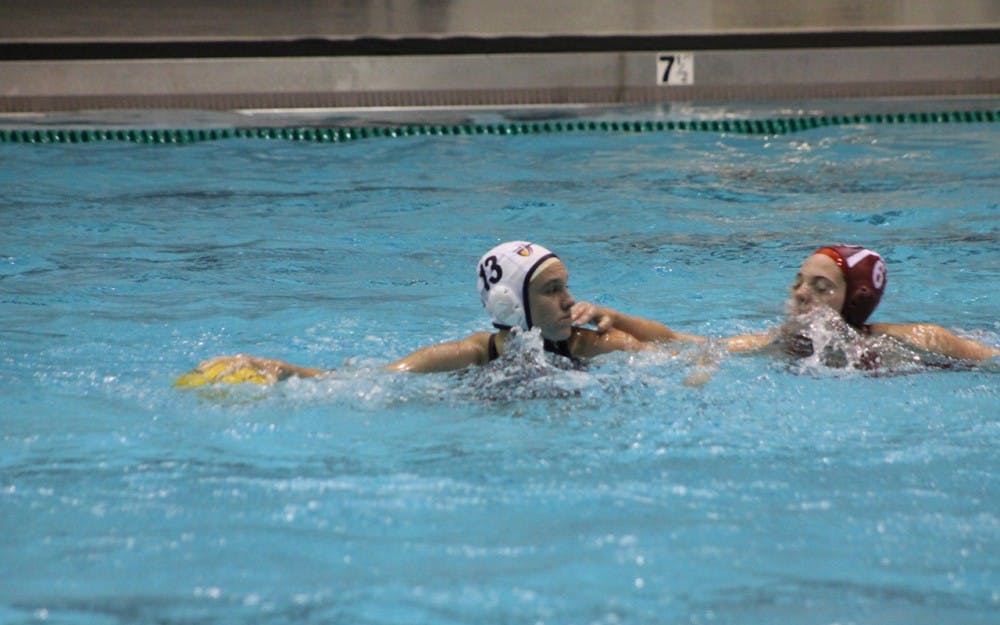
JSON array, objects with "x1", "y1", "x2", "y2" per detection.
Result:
[
  {"x1": 176, "y1": 354, "x2": 326, "y2": 387},
  {"x1": 723, "y1": 331, "x2": 777, "y2": 354},
  {"x1": 870, "y1": 322, "x2": 1000, "y2": 361}
]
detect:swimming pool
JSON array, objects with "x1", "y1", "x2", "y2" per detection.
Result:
[{"x1": 1, "y1": 103, "x2": 998, "y2": 624}]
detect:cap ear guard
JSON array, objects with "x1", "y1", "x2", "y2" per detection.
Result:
[
  {"x1": 484, "y1": 285, "x2": 525, "y2": 329},
  {"x1": 841, "y1": 255, "x2": 886, "y2": 328},
  {"x1": 815, "y1": 245, "x2": 886, "y2": 328},
  {"x1": 476, "y1": 240, "x2": 555, "y2": 331}
]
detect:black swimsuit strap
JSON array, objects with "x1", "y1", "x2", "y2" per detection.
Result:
[
  {"x1": 487, "y1": 333, "x2": 500, "y2": 362},
  {"x1": 488, "y1": 334, "x2": 576, "y2": 364},
  {"x1": 543, "y1": 338, "x2": 573, "y2": 359}
]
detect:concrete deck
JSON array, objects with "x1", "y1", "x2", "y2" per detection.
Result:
[{"x1": 1, "y1": 1, "x2": 998, "y2": 113}]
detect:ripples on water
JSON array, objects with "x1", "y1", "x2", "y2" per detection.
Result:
[{"x1": 3, "y1": 118, "x2": 999, "y2": 624}]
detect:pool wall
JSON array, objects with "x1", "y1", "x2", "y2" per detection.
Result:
[{"x1": 1, "y1": 0, "x2": 998, "y2": 113}]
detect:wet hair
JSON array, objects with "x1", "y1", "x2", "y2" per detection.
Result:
[{"x1": 814, "y1": 245, "x2": 887, "y2": 328}]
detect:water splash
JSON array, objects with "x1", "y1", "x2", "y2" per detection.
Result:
[
  {"x1": 778, "y1": 305, "x2": 981, "y2": 376},
  {"x1": 456, "y1": 328, "x2": 591, "y2": 401}
]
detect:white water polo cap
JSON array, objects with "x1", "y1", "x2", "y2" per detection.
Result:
[{"x1": 477, "y1": 241, "x2": 559, "y2": 330}]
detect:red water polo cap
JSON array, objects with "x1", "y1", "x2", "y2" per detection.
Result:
[{"x1": 814, "y1": 245, "x2": 887, "y2": 328}]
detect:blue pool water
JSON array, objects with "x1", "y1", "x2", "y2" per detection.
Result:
[{"x1": 1, "y1": 107, "x2": 998, "y2": 624}]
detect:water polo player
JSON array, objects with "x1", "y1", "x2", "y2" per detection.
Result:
[
  {"x1": 176, "y1": 240, "x2": 683, "y2": 384},
  {"x1": 576, "y1": 244, "x2": 998, "y2": 366},
  {"x1": 725, "y1": 245, "x2": 999, "y2": 363},
  {"x1": 383, "y1": 240, "x2": 649, "y2": 372}
]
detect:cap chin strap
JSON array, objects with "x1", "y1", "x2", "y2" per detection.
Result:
[{"x1": 485, "y1": 285, "x2": 525, "y2": 329}]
